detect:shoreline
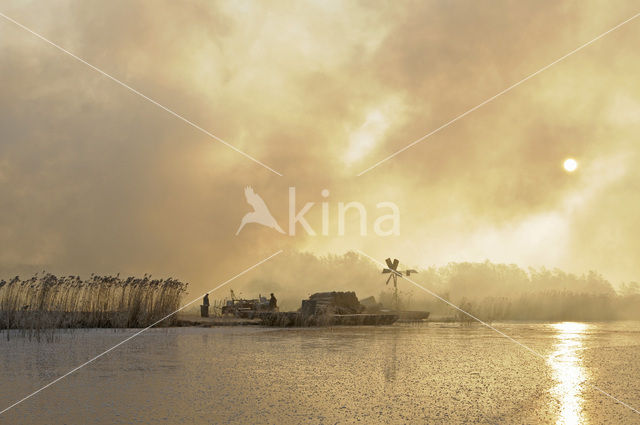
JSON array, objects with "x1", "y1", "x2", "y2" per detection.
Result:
[{"x1": 4, "y1": 314, "x2": 640, "y2": 331}]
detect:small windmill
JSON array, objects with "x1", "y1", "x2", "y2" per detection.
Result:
[{"x1": 382, "y1": 258, "x2": 417, "y2": 311}]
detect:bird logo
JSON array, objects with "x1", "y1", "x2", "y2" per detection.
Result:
[{"x1": 236, "y1": 186, "x2": 285, "y2": 235}]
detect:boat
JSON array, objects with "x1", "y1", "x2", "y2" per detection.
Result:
[{"x1": 258, "y1": 291, "x2": 399, "y2": 327}]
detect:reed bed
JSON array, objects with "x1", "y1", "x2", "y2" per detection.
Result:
[{"x1": 0, "y1": 273, "x2": 188, "y2": 337}]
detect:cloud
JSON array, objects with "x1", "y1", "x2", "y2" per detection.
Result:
[{"x1": 1, "y1": 0, "x2": 639, "y2": 296}]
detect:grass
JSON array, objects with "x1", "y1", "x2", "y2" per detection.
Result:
[{"x1": 0, "y1": 273, "x2": 187, "y2": 339}]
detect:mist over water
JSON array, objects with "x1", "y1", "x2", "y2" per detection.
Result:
[
  {"x1": 2, "y1": 1, "x2": 640, "y2": 423},
  {"x1": 229, "y1": 251, "x2": 640, "y2": 321}
]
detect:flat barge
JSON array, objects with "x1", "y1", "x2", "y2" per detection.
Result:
[{"x1": 257, "y1": 311, "x2": 398, "y2": 327}]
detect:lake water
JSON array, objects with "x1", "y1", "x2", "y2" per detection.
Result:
[{"x1": 1, "y1": 322, "x2": 640, "y2": 424}]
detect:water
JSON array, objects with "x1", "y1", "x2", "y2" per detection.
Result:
[{"x1": 1, "y1": 322, "x2": 640, "y2": 424}]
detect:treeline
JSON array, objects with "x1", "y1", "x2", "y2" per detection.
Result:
[
  {"x1": 378, "y1": 261, "x2": 640, "y2": 321},
  {"x1": 0, "y1": 273, "x2": 188, "y2": 336},
  {"x1": 217, "y1": 251, "x2": 638, "y2": 321}
]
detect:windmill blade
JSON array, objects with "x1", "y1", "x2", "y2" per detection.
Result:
[
  {"x1": 382, "y1": 269, "x2": 392, "y2": 274},
  {"x1": 385, "y1": 258, "x2": 394, "y2": 269},
  {"x1": 385, "y1": 274, "x2": 393, "y2": 285},
  {"x1": 392, "y1": 259, "x2": 399, "y2": 270}
]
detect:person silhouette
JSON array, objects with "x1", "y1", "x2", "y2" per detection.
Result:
[
  {"x1": 269, "y1": 293, "x2": 277, "y2": 310},
  {"x1": 203, "y1": 294, "x2": 210, "y2": 307}
]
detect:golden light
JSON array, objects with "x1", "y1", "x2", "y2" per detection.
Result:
[
  {"x1": 563, "y1": 158, "x2": 578, "y2": 173},
  {"x1": 548, "y1": 322, "x2": 589, "y2": 425}
]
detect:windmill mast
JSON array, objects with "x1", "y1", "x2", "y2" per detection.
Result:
[{"x1": 392, "y1": 274, "x2": 399, "y2": 311}]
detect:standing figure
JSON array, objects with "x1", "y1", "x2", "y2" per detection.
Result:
[{"x1": 201, "y1": 294, "x2": 210, "y2": 318}]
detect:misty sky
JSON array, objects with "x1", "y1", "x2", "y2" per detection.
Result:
[{"x1": 1, "y1": 0, "x2": 639, "y2": 296}]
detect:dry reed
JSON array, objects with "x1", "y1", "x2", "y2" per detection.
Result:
[{"x1": 0, "y1": 273, "x2": 188, "y2": 339}]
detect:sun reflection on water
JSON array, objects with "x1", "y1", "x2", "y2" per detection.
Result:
[{"x1": 548, "y1": 322, "x2": 590, "y2": 425}]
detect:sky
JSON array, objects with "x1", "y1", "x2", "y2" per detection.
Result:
[{"x1": 1, "y1": 0, "x2": 639, "y2": 298}]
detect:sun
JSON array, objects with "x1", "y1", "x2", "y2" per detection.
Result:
[{"x1": 563, "y1": 158, "x2": 578, "y2": 173}]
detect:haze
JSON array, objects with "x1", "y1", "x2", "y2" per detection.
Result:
[{"x1": 1, "y1": 0, "x2": 639, "y2": 298}]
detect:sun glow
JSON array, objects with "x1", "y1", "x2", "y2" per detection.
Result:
[{"x1": 564, "y1": 158, "x2": 578, "y2": 173}]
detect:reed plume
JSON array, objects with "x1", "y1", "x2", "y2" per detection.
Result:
[{"x1": 0, "y1": 273, "x2": 188, "y2": 339}]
